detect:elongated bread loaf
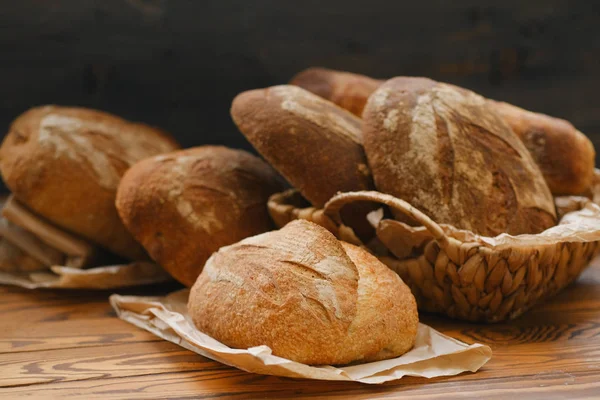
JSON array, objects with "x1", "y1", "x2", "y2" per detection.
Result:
[
  {"x1": 188, "y1": 220, "x2": 418, "y2": 365},
  {"x1": 490, "y1": 100, "x2": 595, "y2": 195},
  {"x1": 0, "y1": 106, "x2": 180, "y2": 260}
]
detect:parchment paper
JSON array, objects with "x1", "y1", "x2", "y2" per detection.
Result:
[
  {"x1": 0, "y1": 262, "x2": 172, "y2": 289},
  {"x1": 0, "y1": 196, "x2": 172, "y2": 289},
  {"x1": 110, "y1": 289, "x2": 492, "y2": 384},
  {"x1": 368, "y1": 195, "x2": 600, "y2": 260}
]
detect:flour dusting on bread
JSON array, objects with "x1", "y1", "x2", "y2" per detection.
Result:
[
  {"x1": 37, "y1": 111, "x2": 175, "y2": 190},
  {"x1": 275, "y1": 86, "x2": 363, "y2": 145}
]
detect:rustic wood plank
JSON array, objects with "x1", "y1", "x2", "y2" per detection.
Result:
[
  {"x1": 1, "y1": 258, "x2": 599, "y2": 397},
  {"x1": 1, "y1": 329, "x2": 598, "y2": 390},
  {"x1": 1, "y1": 366, "x2": 599, "y2": 399},
  {"x1": 0, "y1": 318, "x2": 161, "y2": 354},
  {"x1": 0, "y1": 283, "x2": 180, "y2": 354},
  {"x1": 0, "y1": 341, "x2": 224, "y2": 388},
  {"x1": 0, "y1": 297, "x2": 114, "y2": 321},
  {"x1": 0, "y1": 282, "x2": 179, "y2": 305}
]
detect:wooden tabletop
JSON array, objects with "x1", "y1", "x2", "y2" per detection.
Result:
[{"x1": 2, "y1": 260, "x2": 600, "y2": 400}]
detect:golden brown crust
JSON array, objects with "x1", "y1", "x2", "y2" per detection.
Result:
[
  {"x1": 116, "y1": 146, "x2": 285, "y2": 287},
  {"x1": 188, "y1": 220, "x2": 418, "y2": 365},
  {"x1": 290, "y1": 67, "x2": 383, "y2": 117},
  {"x1": 338, "y1": 241, "x2": 418, "y2": 361},
  {"x1": 363, "y1": 77, "x2": 556, "y2": 237},
  {"x1": 490, "y1": 100, "x2": 596, "y2": 195},
  {"x1": 231, "y1": 85, "x2": 374, "y2": 208},
  {"x1": 0, "y1": 106, "x2": 180, "y2": 260}
]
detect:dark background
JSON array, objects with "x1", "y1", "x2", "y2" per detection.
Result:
[{"x1": 0, "y1": 0, "x2": 599, "y2": 188}]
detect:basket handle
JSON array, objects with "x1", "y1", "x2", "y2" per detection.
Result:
[{"x1": 323, "y1": 191, "x2": 451, "y2": 250}]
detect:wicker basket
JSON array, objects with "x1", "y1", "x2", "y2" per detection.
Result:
[{"x1": 268, "y1": 188, "x2": 600, "y2": 322}]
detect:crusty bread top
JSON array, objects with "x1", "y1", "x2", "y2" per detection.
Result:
[
  {"x1": 363, "y1": 77, "x2": 556, "y2": 236},
  {"x1": 490, "y1": 100, "x2": 596, "y2": 195},
  {"x1": 231, "y1": 85, "x2": 374, "y2": 208},
  {"x1": 0, "y1": 105, "x2": 180, "y2": 260},
  {"x1": 116, "y1": 146, "x2": 285, "y2": 287},
  {"x1": 1, "y1": 106, "x2": 178, "y2": 190},
  {"x1": 188, "y1": 219, "x2": 418, "y2": 365},
  {"x1": 290, "y1": 67, "x2": 383, "y2": 117}
]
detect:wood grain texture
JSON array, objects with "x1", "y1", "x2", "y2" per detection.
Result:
[
  {"x1": 2, "y1": 263, "x2": 600, "y2": 398},
  {"x1": 0, "y1": 342, "x2": 221, "y2": 387}
]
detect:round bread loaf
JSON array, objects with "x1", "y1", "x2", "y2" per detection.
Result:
[
  {"x1": 116, "y1": 146, "x2": 285, "y2": 287},
  {"x1": 0, "y1": 106, "x2": 180, "y2": 260},
  {"x1": 363, "y1": 77, "x2": 557, "y2": 236},
  {"x1": 188, "y1": 219, "x2": 418, "y2": 365}
]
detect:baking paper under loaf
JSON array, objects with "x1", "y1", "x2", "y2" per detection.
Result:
[{"x1": 111, "y1": 289, "x2": 492, "y2": 383}]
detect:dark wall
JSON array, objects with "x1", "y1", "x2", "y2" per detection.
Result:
[{"x1": 1, "y1": 1, "x2": 599, "y2": 169}]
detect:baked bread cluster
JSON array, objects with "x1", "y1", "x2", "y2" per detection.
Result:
[
  {"x1": 1, "y1": 67, "x2": 595, "y2": 365},
  {"x1": 291, "y1": 67, "x2": 595, "y2": 197},
  {"x1": 233, "y1": 71, "x2": 583, "y2": 237},
  {"x1": 0, "y1": 106, "x2": 180, "y2": 269}
]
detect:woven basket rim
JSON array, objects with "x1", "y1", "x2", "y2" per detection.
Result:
[{"x1": 268, "y1": 188, "x2": 600, "y2": 251}]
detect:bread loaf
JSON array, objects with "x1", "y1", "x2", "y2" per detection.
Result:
[
  {"x1": 292, "y1": 68, "x2": 596, "y2": 196},
  {"x1": 0, "y1": 106, "x2": 180, "y2": 260},
  {"x1": 188, "y1": 220, "x2": 418, "y2": 365},
  {"x1": 116, "y1": 146, "x2": 285, "y2": 287},
  {"x1": 231, "y1": 85, "x2": 374, "y2": 207},
  {"x1": 231, "y1": 85, "x2": 376, "y2": 238},
  {"x1": 290, "y1": 67, "x2": 382, "y2": 117},
  {"x1": 363, "y1": 77, "x2": 556, "y2": 236},
  {"x1": 490, "y1": 100, "x2": 595, "y2": 195}
]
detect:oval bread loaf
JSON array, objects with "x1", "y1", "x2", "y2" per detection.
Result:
[
  {"x1": 0, "y1": 106, "x2": 180, "y2": 260},
  {"x1": 116, "y1": 146, "x2": 285, "y2": 287},
  {"x1": 188, "y1": 219, "x2": 418, "y2": 365},
  {"x1": 231, "y1": 85, "x2": 376, "y2": 238},
  {"x1": 363, "y1": 77, "x2": 557, "y2": 236},
  {"x1": 231, "y1": 85, "x2": 374, "y2": 208}
]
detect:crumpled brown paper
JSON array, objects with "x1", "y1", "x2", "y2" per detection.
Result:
[
  {"x1": 367, "y1": 194, "x2": 600, "y2": 260},
  {"x1": 110, "y1": 289, "x2": 492, "y2": 384},
  {"x1": 0, "y1": 196, "x2": 172, "y2": 289}
]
